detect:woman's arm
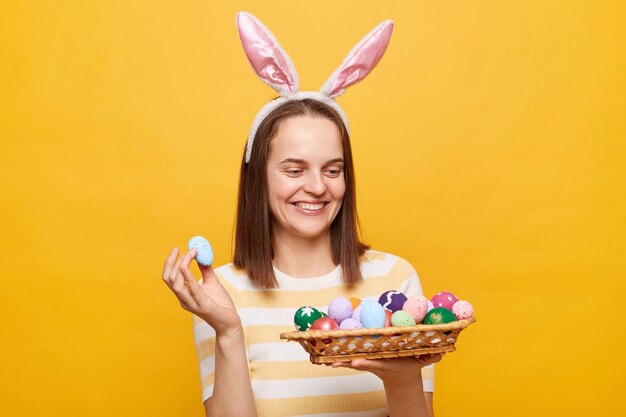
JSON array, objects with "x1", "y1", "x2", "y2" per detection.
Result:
[
  {"x1": 424, "y1": 392, "x2": 434, "y2": 417},
  {"x1": 204, "y1": 328, "x2": 257, "y2": 417},
  {"x1": 163, "y1": 248, "x2": 258, "y2": 417},
  {"x1": 382, "y1": 375, "x2": 431, "y2": 417}
]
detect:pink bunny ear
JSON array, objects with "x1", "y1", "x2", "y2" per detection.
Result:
[
  {"x1": 321, "y1": 20, "x2": 394, "y2": 98},
  {"x1": 236, "y1": 11, "x2": 299, "y2": 96}
]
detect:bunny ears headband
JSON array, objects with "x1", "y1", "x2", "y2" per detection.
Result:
[{"x1": 236, "y1": 11, "x2": 394, "y2": 163}]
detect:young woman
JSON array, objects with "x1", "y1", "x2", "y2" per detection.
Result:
[{"x1": 161, "y1": 12, "x2": 444, "y2": 417}]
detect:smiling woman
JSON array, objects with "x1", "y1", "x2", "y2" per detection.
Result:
[
  {"x1": 268, "y1": 116, "x2": 346, "y2": 242},
  {"x1": 236, "y1": 100, "x2": 365, "y2": 288},
  {"x1": 161, "y1": 10, "x2": 441, "y2": 417}
]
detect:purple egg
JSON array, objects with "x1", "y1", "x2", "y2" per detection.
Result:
[
  {"x1": 431, "y1": 292, "x2": 458, "y2": 310},
  {"x1": 339, "y1": 317, "x2": 363, "y2": 330},
  {"x1": 351, "y1": 305, "x2": 363, "y2": 322},
  {"x1": 328, "y1": 296, "x2": 353, "y2": 323},
  {"x1": 378, "y1": 290, "x2": 408, "y2": 312}
]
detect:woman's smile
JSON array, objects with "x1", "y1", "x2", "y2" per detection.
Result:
[{"x1": 292, "y1": 201, "x2": 328, "y2": 215}]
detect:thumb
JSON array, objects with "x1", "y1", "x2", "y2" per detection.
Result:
[
  {"x1": 198, "y1": 263, "x2": 219, "y2": 284},
  {"x1": 187, "y1": 247, "x2": 217, "y2": 283}
]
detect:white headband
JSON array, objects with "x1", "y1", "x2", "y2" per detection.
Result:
[{"x1": 236, "y1": 11, "x2": 394, "y2": 163}]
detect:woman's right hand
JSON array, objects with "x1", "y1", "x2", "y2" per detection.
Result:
[{"x1": 162, "y1": 247, "x2": 242, "y2": 336}]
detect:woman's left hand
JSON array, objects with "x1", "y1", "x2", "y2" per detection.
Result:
[{"x1": 329, "y1": 353, "x2": 444, "y2": 384}]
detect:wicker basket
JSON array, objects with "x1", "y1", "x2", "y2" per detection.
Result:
[{"x1": 280, "y1": 317, "x2": 475, "y2": 364}]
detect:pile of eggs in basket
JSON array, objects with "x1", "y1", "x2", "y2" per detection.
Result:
[{"x1": 294, "y1": 291, "x2": 474, "y2": 332}]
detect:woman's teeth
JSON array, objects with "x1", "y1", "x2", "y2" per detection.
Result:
[{"x1": 296, "y1": 202, "x2": 324, "y2": 211}]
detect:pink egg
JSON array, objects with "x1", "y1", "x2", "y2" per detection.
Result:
[
  {"x1": 431, "y1": 292, "x2": 458, "y2": 310},
  {"x1": 402, "y1": 295, "x2": 429, "y2": 322},
  {"x1": 452, "y1": 300, "x2": 474, "y2": 320}
]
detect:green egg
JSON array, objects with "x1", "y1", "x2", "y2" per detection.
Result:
[
  {"x1": 423, "y1": 307, "x2": 456, "y2": 324},
  {"x1": 391, "y1": 310, "x2": 416, "y2": 327},
  {"x1": 294, "y1": 306, "x2": 323, "y2": 331}
]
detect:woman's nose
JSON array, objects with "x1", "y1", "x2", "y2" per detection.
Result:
[{"x1": 302, "y1": 172, "x2": 327, "y2": 195}]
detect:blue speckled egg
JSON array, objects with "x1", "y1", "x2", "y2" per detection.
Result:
[
  {"x1": 360, "y1": 300, "x2": 386, "y2": 329},
  {"x1": 187, "y1": 236, "x2": 214, "y2": 266}
]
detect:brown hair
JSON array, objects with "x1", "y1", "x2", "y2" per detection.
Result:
[{"x1": 233, "y1": 99, "x2": 369, "y2": 288}]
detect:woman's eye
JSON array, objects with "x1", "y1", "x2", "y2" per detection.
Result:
[
  {"x1": 325, "y1": 168, "x2": 342, "y2": 177},
  {"x1": 286, "y1": 169, "x2": 302, "y2": 175}
]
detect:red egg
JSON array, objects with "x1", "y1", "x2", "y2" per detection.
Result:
[
  {"x1": 310, "y1": 317, "x2": 340, "y2": 331},
  {"x1": 384, "y1": 310, "x2": 393, "y2": 327},
  {"x1": 310, "y1": 317, "x2": 339, "y2": 346}
]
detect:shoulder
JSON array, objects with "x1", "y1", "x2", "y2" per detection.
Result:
[
  {"x1": 360, "y1": 249, "x2": 423, "y2": 296},
  {"x1": 360, "y1": 249, "x2": 418, "y2": 278}
]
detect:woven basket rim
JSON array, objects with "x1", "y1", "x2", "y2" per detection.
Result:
[{"x1": 280, "y1": 317, "x2": 475, "y2": 340}]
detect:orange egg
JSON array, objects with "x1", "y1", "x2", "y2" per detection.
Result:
[{"x1": 349, "y1": 297, "x2": 361, "y2": 310}]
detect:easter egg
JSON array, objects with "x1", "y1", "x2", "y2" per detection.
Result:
[
  {"x1": 360, "y1": 300, "x2": 386, "y2": 328},
  {"x1": 349, "y1": 297, "x2": 361, "y2": 310},
  {"x1": 339, "y1": 318, "x2": 363, "y2": 330},
  {"x1": 452, "y1": 300, "x2": 474, "y2": 320},
  {"x1": 423, "y1": 307, "x2": 457, "y2": 325},
  {"x1": 384, "y1": 310, "x2": 393, "y2": 327},
  {"x1": 402, "y1": 295, "x2": 429, "y2": 322},
  {"x1": 431, "y1": 292, "x2": 458, "y2": 310},
  {"x1": 187, "y1": 236, "x2": 214, "y2": 266},
  {"x1": 294, "y1": 306, "x2": 323, "y2": 331},
  {"x1": 391, "y1": 310, "x2": 416, "y2": 327},
  {"x1": 427, "y1": 301, "x2": 435, "y2": 313},
  {"x1": 351, "y1": 305, "x2": 363, "y2": 322},
  {"x1": 310, "y1": 317, "x2": 340, "y2": 331},
  {"x1": 378, "y1": 290, "x2": 408, "y2": 312},
  {"x1": 310, "y1": 317, "x2": 338, "y2": 346},
  {"x1": 328, "y1": 296, "x2": 353, "y2": 323}
]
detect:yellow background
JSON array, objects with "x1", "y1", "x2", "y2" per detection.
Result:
[{"x1": 1, "y1": 1, "x2": 624, "y2": 416}]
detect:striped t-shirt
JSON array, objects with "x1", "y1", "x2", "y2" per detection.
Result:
[{"x1": 193, "y1": 250, "x2": 434, "y2": 417}]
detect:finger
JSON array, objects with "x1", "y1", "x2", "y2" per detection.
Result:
[
  {"x1": 162, "y1": 247, "x2": 180, "y2": 284},
  {"x1": 348, "y1": 358, "x2": 379, "y2": 371},
  {"x1": 172, "y1": 277, "x2": 198, "y2": 311},
  {"x1": 414, "y1": 353, "x2": 444, "y2": 367},
  {"x1": 180, "y1": 260, "x2": 208, "y2": 308},
  {"x1": 169, "y1": 253, "x2": 185, "y2": 282},
  {"x1": 198, "y1": 263, "x2": 219, "y2": 284},
  {"x1": 331, "y1": 361, "x2": 352, "y2": 368},
  {"x1": 170, "y1": 249, "x2": 196, "y2": 284},
  {"x1": 166, "y1": 271, "x2": 198, "y2": 312},
  {"x1": 170, "y1": 252, "x2": 190, "y2": 292}
]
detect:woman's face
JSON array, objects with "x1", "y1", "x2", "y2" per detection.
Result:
[{"x1": 266, "y1": 115, "x2": 346, "y2": 242}]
